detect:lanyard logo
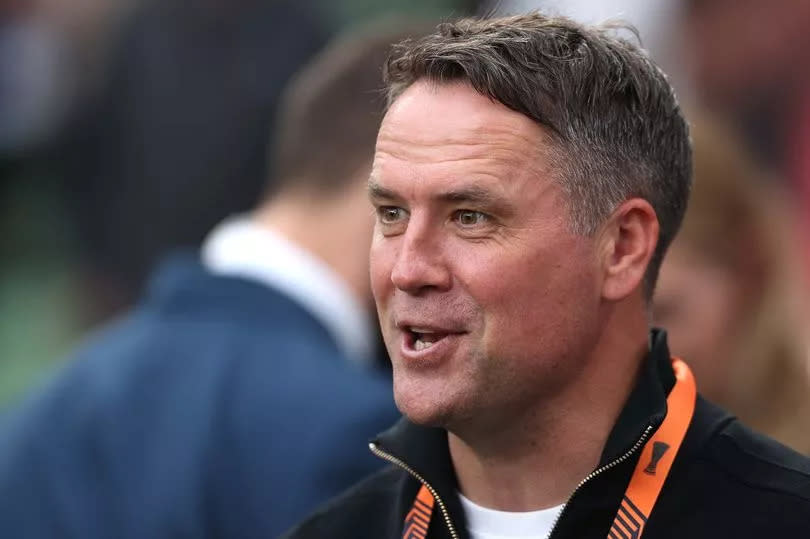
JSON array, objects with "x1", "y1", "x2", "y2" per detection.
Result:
[{"x1": 643, "y1": 442, "x2": 671, "y2": 475}]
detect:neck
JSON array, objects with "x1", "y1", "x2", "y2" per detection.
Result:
[
  {"x1": 449, "y1": 301, "x2": 650, "y2": 511},
  {"x1": 252, "y1": 185, "x2": 373, "y2": 303}
]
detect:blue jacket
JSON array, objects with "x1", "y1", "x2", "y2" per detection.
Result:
[{"x1": 0, "y1": 255, "x2": 400, "y2": 538}]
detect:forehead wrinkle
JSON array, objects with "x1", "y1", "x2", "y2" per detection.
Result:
[
  {"x1": 373, "y1": 151, "x2": 525, "y2": 181},
  {"x1": 375, "y1": 124, "x2": 543, "y2": 166},
  {"x1": 374, "y1": 144, "x2": 530, "y2": 170},
  {"x1": 372, "y1": 146, "x2": 556, "y2": 196},
  {"x1": 376, "y1": 81, "x2": 558, "y2": 184}
]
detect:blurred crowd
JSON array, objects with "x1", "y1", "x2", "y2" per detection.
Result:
[
  {"x1": 1, "y1": 0, "x2": 809, "y2": 450},
  {"x1": 0, "y1": 0, "x2": 474, "y2": 401},
  {"x1": 0, "y1": 0, "x2": 809, "y2": 536}
]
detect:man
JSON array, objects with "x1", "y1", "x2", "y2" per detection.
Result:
[
  {"x1": 0, "y1": 25, "x2": 407, "y2": 538},
  {"x1": 284, "y1": 13, "x2": 810, "y2": 539}
]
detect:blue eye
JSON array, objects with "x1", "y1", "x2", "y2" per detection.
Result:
[{"x1": 454, "y1": 210, "x2": 489, "y2": 227}]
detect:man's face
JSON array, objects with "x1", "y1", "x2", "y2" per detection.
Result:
[{"x1": 369, "y1": 81, "x2": 602, "y2": 432}]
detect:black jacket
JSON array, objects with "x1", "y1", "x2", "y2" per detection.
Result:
[{"x1": 283, "y1": 331, "x2": 810, "y2": 538}]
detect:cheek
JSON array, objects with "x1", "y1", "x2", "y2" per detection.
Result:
[
  {"x1": 464, "y1": 240, "x2": 599, "y2": 346},
  {"x1": 369, "y1": 237, "x2": 394, "y2": 299}
]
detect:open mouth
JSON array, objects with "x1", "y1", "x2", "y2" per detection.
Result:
[{"x1": 405, "y1": 327, "x2": 451, "y2": 352}]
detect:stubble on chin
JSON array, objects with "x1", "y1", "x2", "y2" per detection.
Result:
[
  {"x1": 392, "y1": 372, "x2": 457, "y2": 428},
  {"x1": 393, "y1": 374, "x2": 484, "y2": 434}
]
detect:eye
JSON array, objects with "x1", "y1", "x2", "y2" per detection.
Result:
[
  {"x1": 378, "y1": 206, "x2": 403, "y2": 223},
  {"x1": 453, "y1": 210, "x2": 489, "y2": 227},
  {"x1": 377, "y1": 206, "x2": 406, "y2": 224}
]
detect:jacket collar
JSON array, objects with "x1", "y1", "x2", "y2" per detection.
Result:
[
  {"x1": 372, "y1": 329, "x2": 676, "y2": 506},
  {"x1": 600, "y1": 329, "x2": 675, "y2": 463},
  {"x1": 145, "y1": 252, "x2": 338, "y2": 351}
]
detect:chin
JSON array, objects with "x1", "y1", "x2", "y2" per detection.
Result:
[{"x1": 394, "y1": 390, "x2": 455, "y2": 428}]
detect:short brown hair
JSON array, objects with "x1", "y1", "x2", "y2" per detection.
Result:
[
  {"x1": 383, "y1": 13, "x2": 692, "y2": 298},
  {"x1": 270, "y1": 22, "x2": 429, "y2": 196}
]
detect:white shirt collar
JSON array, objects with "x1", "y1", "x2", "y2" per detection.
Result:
[
  {"x1": 201, "y1": 216, "x2": 375, "y2": 367},
  {"x1": 458, "y1": 491, "x2": 564, "y2": 539}
]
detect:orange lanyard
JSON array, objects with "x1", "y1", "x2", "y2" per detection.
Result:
[
  {"x1": 403, "y1": 484, "x2": 436, "y2": 539},
  {"x1": 403, "y1": 358, "x2": 697, "y2": 539},
  {"x1": 607, "y1": 358, "x2": 696, "y2": 537}
]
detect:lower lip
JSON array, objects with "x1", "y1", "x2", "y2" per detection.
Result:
[{"x1": 398, "y1": 331, "x2": 463, "y2": 365}]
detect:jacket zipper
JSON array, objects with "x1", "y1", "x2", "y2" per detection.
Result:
[
  {"x1": 546, "y1": 424, "x2": 655, "y2": 539},
  {"x1": 370, "y1": 423, "x2": 655, "y2": 539},
  {"x1": 369, "y1": 442, "x2": 460, "y2": 539}
]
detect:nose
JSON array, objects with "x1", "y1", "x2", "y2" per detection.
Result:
[{"x1": 390, "y1": 225, "x2": 452, "y2": 295}]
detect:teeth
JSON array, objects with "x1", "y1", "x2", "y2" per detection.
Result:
[
  {"x1": 410, "y1": 327, "x2": 435, "y2": 334},
  {"x1": 414, "y1": 339, "x2": 435, "y2": 351}
]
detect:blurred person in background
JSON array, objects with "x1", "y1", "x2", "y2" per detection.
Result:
[
  {"x1": 682, "y1": 0, "x2": 810, "y2": 280},
  {"x1": 0, "y1": 0, "x2": 127, "y2": 404},
  {"x1": 0, "y1": 0, "x2": 68, "y2": 155},
  {"x1": 60, "y1": 0, "x2": 330, "y2": 324},
  {"x1": 654, "y1": 114, "x2": 810, "y2": 453},
  {"x1": 0, "y1": 0, "x2": 478, "y2": 408},
  {"x1": 57, "y1": 0, "x2": 480, "y2": 325},
  {"x1": 0, "y1": 22, "x2": 420, "y2": 538}
]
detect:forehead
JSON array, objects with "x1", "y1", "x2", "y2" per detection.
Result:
[
  {"x1": 378, "y1": 81, "x2": 546, "y2": 154},
  {"x1": 373, "y1": 81, "x2": 554, "y2": 184}
]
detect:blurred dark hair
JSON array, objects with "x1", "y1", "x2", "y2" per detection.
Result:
[
  {"x1": 270, "y1": 21, "x2": 430, "y2": 196},
  {"x1": 383, "y1": 12, "x2": 692, "y2": 298}
]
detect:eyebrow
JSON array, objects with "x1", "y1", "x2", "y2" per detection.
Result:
[
  {"x1": 368, "y1": 180, "x2": 516, "y2": 216},
  {"x1": 367, "y1": 180, "x2": 399, "y2": 202},
  {"x1": 438, "y1": 186, "x2": 504, "y2": 207}
]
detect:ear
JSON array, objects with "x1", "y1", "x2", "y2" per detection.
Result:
[{"x1": 598, "y1": 198, "x2": 659, "y2": 301}]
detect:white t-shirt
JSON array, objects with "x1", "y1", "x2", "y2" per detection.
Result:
[{"x1": 458, "y1": 492, "x2": 564, "y2": 539}]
